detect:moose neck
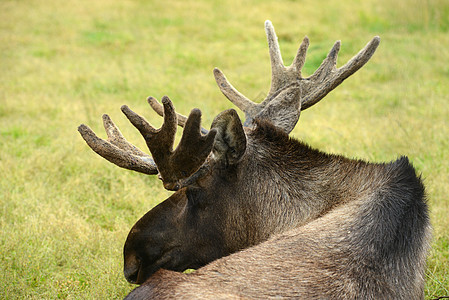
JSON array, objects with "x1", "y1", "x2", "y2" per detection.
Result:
[{"x1": 237, "y1": 120, "x2": 382, "y2": 242}]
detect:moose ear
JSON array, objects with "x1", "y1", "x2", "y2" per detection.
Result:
[{"x1": 210, "y1": 109, "x2": 246, "y2": 166}]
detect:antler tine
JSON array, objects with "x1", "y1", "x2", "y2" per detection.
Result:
[
  {"x1": 265, "y1": 20, "x2": 284, "y2": 77},
  {"x1": 338, "y1": 36, "x2": 380, "y2": 78},
  {"x1": 213, "y1": 68, "x2": 258, "y2": 120},
  {"x1": 292, "y1": 36, "x2": 310, "y2": 74},
  {"x1": 301, "y1": 36, "x2": 380, "y2": 110},
  {"x1": 147, "y1": 96, "x2": 180, "y2": 122},
  {"x1": 122, "y1": 96, "x2": 217, "y2": 191},
  {"x1": 171, "y1": 109, "x2": 217, "y2": 176},
  {"x1": 121, "y1": 96, "x2": 177, "y2": 172},
  {"x1": 102, "y1": 114, "x2": 149, "y2": 157},
  {"x1": 148, "y1": 96, "x2": 209, "y2": 135},
  {"x1": 78, "y1": 116, "x2": 158, "y2": 175},
  {"x1": 264, "y1": 20, "x2": 303, "y2": 102},
  {"x1": 308, "y1": 40, "x2": 341, "y2": 82}
]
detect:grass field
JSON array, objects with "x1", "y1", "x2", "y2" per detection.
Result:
[{"x1": 1, "y1": 0, "x2": 448, "y2": 298}]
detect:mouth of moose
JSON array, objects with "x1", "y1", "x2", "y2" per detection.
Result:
[
  {"x1": 125, "y1": 247, "x2": 194, "y2": 284},
  {"x1": 125, "y1": 258, "x2": 161, "y2": 284}
]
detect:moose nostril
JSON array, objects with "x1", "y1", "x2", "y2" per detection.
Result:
[
  {"x1": 124, "y1": 265, "x2": 140, "y2": 284},
  {"x1": 126, "y1": 269, "x2": 139, "y2": 284},
  {"x1": 124, "y1": 256, "x2": 141, "y2": 284}
]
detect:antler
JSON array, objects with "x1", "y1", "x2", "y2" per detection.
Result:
[
  {"x1": 147, "y1": 97, "x2": 209, "y2": 135},
  {"x1": 122, "y1": 96, "x2": 217, "y2": 190},
  {"x1": 78, "y1": 115, "x2": 158, "y2": 175},
  {"x1": 214, "y1": 20, "x2": 380, "y2": 133},
  {"x1": 79, "y1": 96, "x2": 216, "y2": 191}
]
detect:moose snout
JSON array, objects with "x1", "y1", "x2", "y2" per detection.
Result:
[{"x1": 124, "y1": 254, "x2": 141, "y2": 284}]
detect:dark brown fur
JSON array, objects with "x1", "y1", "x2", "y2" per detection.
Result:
[{"x1": 124, "y1": 119, "x2": 431, "y2": 299}]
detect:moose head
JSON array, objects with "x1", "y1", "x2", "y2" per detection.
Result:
[{"x1": 78, "y1": 21, "x2": 380, "y2": 284}]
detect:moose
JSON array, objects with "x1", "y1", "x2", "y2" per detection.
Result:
[{"x1": 78, "y1": 21, "x2": 431, "y2": 298}]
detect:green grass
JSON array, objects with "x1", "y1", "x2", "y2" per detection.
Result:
[{"x1": 1, "y1": 0, "x2": 448, "y2": 298}]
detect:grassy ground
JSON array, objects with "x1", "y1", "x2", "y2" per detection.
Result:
[{"x1": 1, "y1": 0, "x2": 448, "y2": 298}]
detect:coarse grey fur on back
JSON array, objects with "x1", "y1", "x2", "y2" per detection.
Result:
[{"x1": 125, "y1": 121, "x2": 431, "y2": 299}]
